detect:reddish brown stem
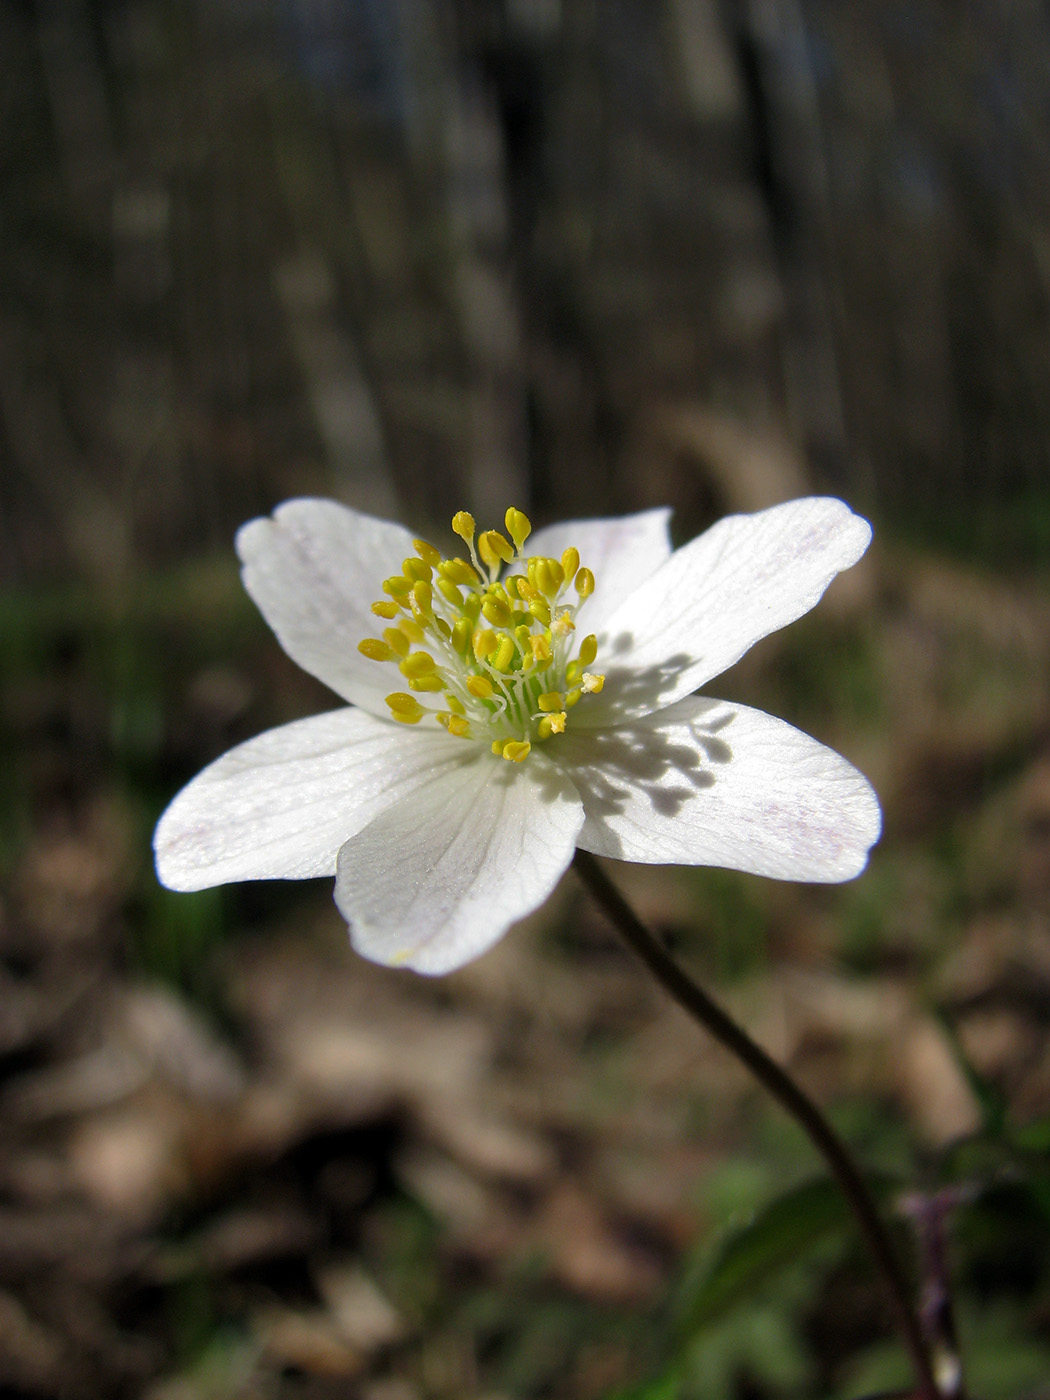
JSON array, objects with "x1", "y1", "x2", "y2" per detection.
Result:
[{"x1": 573, "y1": 850, "x2": 942, "y2": 1400}]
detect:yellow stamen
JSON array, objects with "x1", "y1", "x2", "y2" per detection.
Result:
[
  {"x1": 383, "y1": 628, "x2": 411, "y2": 659},
  {"x1": 478, "y1": 530, "x2": 514, "y2": 571},
  {"x1": 575, "y1": 567, "x2": 595, "y2": 598},
  {"x1": 399, "y1": 652, "x2": 437, "y2": 679},
  {"x1": 491, "y1": 635, "x2": 516, "y2": 671},
  {"x1": 537, "y1": 712, "x2": 566, "y2": 738},
  {"x1": 402, "y1": 557, "x2": 432, "y2": 584},
  {"x1": 371, "y1": 601, "x2": 400, "y2": 620},
  {"x1": 505, "y1": 508, "x2": 532, "y2": 552},
  {"x1": 386, "y1": 693, "x2": 425, "y2": 724},
  {"x1": 438, "y1": 712, "x2": 470, "y2": 737},
  {"x1": 440, "y1": 558, "x2": 480, "y2": 586},
  {"x1": 530, "y1": 633, "x2": 552, "y2": 664},
  {"x1": 414, "y1": 538, "x2": 441, "y2": 568},
  {"x1": 411, "y1": 581, "x2": 434, "y2": 617},
  {"x1": 481, "y1": 594, "x2": 513, "y2": 629},
  {"x1": 498, "y1": 739, "x2": 531, "y2": 763},
  {"x1": 538, "y1": 691, "x2": 564, "y2": 712},
  {"x1": 358, "y1": 638, "x2": 397, "y2": 662},
  {"x1": 452, "y1": 511, "x2": 475, "y2": 547}
]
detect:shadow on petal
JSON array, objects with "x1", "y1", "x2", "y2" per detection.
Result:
[
  {"x1": 555, "y1": 699, "x2": 740, "y2": 857},
  {"x1": 594, "y1": 649, "x2": 697, "y2": 718}
]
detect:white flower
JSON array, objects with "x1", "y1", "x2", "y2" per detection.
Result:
[{"x1": 154, "y1": 498, "x2": 881, "y2": 975}]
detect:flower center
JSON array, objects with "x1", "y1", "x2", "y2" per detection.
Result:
[{"x1": 357, "y1": 508, "x2": 605, "y2": 762}]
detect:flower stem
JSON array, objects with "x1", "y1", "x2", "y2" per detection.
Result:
[{"x1": 572, "y1": 850, "x2": 941, "y2": 1400}]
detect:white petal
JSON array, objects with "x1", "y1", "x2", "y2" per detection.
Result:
[
  {"x1": 154, "y1": 708, "x2": 476, "y2": 890},
  {"x1": 578, "y1": 498, "x2": 871, "y2": 724},
  {"x1": 526, "y1": 508, "x2": 673, "y2": 637},
  {"x1": 335, "y1": 751, "x2": 584, "y2": 975},
  {"x1": 236, "y1": 498, "x2": 417, "y2": 713},
  {"x1": 553, "y1": 695, "x2": 881, "y2": 881}
]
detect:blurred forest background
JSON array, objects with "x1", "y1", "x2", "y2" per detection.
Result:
[{"x1": 2, "y1": 1, "x2": 1050, "y2": 1397}]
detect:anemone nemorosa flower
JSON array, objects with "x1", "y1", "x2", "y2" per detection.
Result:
[{"x1": 154, "y1": 498, "x2": 881, "y2": 974}]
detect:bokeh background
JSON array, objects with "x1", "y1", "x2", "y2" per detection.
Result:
[{"x1": 2, "y1": 2, "x2": 1049, "y2": 1397}]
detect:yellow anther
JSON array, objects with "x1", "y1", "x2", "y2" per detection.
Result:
[
  {"x1": 409, "y1": 675, "x2": 446, "y2": 692},
  {"x1": 402, "y1": 557, "x2": 432, "y2": 584},
  {"x1": 491, "y1": 635, "x2": 516, "y2": 671},
  {"x1": 382, "y1": 575, "x2": 412, "y2": 599},
  {"x1": 575, "y1": 567, "x2": 595, "y2": 598},
  {"x1": 528, "y1": 599, "x2": 551, "y2": 626},
  {"x1": 566, "y1": 687, "x2": 582, "y2": 707},
  {"x1": 467, "y1": 676, "x2": 494, "y2": 699},
  {"x1": 399, "y1": 652, "x2": 437, "y2": 679},
  {"x1": 538, "y1": 692, "x2": 564, "y2": 712},
  {"x1": 530, "y1": 634, "x2": 552, "y2": 665},
  {"x1": 537, "y1": 712, "x2": 566, "y2": 739},
  {"x1": 499, "y1": 739, "x2": 531, "y2": 763},
  {"x1": 581, "y1": 672, "x2": 605, "y2": 693},
  {"x1": 438, "y1": 712, "x2": 470, "y2": 737},
  {"x1": 358, "y1": 638, "x2": 397, "y2": 662},
  {"x1": 386, "y1": 693, "x2": 425, "y2": 724},
  {"x1": 452, "y1": 511, "x2": 475, "y2": 546},
  {"x1": 491, "y1": 740, "x2": 503, "y2": 757},
  {"x1": 371, "y1": 601, "x2": 400, "y2": 620},
  {"x1": 578, "y1": 634, "x2": 598, "y2": 667},
  {"x1": 505, "y1": 508, "x2": 532, "y2": 552},
  {"x1": 437, "y1": 578, "x2": 464, "y2": 607},
  {"x1": 473, "y1": 629, "x2": 497, "y2": 662},
  {"x1": 382, "y1": 628, "x2": 411, "y2": 659},
  {"x1": 553, "y1": 610, "x2": 575, "y2": 637},
  {"x1": 478, "y1": 530, "x2": 514, "y2": 571},
  {"x1": 514, "y1": 577, "x2": 539, "y2": 603},
  {"x1": 514, "y1": 624, "x2": 532, "y2": 651},
  {"x1": 411, "y1": 581, "x2": 433, "y2": 616},
  {"x1": 451, "y1": 618, "x2": 473, "y2": 655},
  {"x1": 481, "y1": 594, "x2": 513, "y2": 628},
  {"x1": 440, "y1": 557, "x2": 480, "y2": 586},
  {"x1": 414, "y1": 538, "x2": 441, "y2": 568},
  {"x1": 532, "y1": 557, "x2": 564, "y2": 596},
  {"x1": 447, "y1": 696, "x2": 466, "y2": 716},
  {"x1": 434, "y1": 617, "x2": 451, "y2": 640},
  {"x1": 561, "y1": 546, "x2": 580, "y2": 582}
]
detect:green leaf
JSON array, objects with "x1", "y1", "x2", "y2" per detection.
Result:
[
  {"x1": 679, "y1": 1175, "x2": 856, "y2": 1333},
  {"x1": 935, "y1": 1007, "x2": 1009, "y2": 1138},
  {"x1": 607, "y1": 1370, "x2": 681, "y2": 1400}
]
